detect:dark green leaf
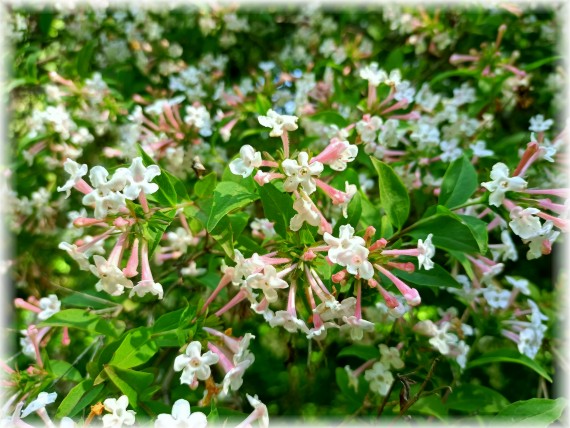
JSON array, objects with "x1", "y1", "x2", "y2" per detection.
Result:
[
  {"x1": 258, "y1": 183, "x2": 295, "y2": 238},
  {"x1": 439, "y1": 155, "x2": 478, "y2": 208},
  {"x1": 371, "y1": 158, "x2": 410, "y2": 230},
  {"x1": 338, "y1": 344, "x2": 380, "y2": 361},
  {"x1": 38, "y1": 309, "x2": 120, "y2": 338},
  {"x1": 445, "y1": 384, "x2": 510, "y2": 413},
  {"x1": 467, "y1": 349, "x2": 552, "y2": 382}
]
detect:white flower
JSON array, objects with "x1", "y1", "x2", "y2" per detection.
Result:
[
  {"x1": 38, "y1": 295, "x2": 61, "y2": 320},
  {"x1": 324, "y1": 225, "x2": 374, "y2": 279},
  {"x1": 144, "y1": 96, "x2": 185, "y2": 116},
  {"x1": 102, "y1": 395, "x2": 136, "y2": 428},
  {"x1": 21, "y1": 392, "x2": 57, "y2": 418},
  {"x1": 529, "y1": 114, "x2": 553, "y2": 133},
  {"x1": 229, "y1": 145, "x2": 263, "y2": 178},
  {"x1": 394, "y1": 80, "x2": 416, "y2": 102},
  {"x1": 324, "y1": 224, "x2": 365, "y2": 264},
  {"x1": 174, "y1": 341, "x2": 219, "y2": 385},
  {"x1": 57, "y1": 159, "x2": 88, "y2": 198},
  {"x1": 379, "y1": 344, "x2": 404, "y2": 369},
  {"x1": 246, "y1": 265, "x2": 289, "y2": 303},
  {"x1": 155, "y1": 399, "x2": 207, "y2": 428},
  {"x1": 518, "y1": 326, "x2": 543, "y2": 359},
  {"x1": 341, "y1": 316, "x2": 375, "y2": 340},
  {"x1": 524, "y1": 221, "x2": 560, "y2": 260},
  {"x1": 483, "y1": 287, "x2": 511, "y2": 309},
  {"x1": 250, "y1": 218, "x2": 276, "y2": 239},
  {"x1": 184, "y1": 105, "x2": 212, "y2": 137},
  {"x1": 440, "y1": 139, "x2": 462, "y2": 162},
  {"x1": 166, "y1": 227, "x2": 197, "y2": 253},
  {"x1": 315, "y1": 296, "x2": 355, "y2": 322},
  {"x1": 90, "y1": 255, "x2": 134, "y2": 296},
  {"x1": 181, "y1": 261, "x2": 206, "y2": 277},
  {"x1": 364, "y1": 362, "x2": 394, "y2": 396},
  {"x1": 505, "y1": 276, "x2": 531, "y2": 295},
  {"x1": 454, "y1": 340, "x2": 470, "y2": 369},
  {"x1": 129, "y1": 280, "x2": 164, "y2": 300},
  {"x1": 417, "y1": 234, "x2": 435, "y2": 270},
  {"x1": 491, "y1": 230, "x2": 518, "y2": 262},
  {"x1": 359, "y1": 62, "x2": 387, "y2": 86},
  {"x1": 469, "y1": 140, "x2": 494, "y2": 157},
  {"x1": 384, "y1": 69, "x2": 402, "y2": 87},
  {"x1": 258, "y1": 109, "x2": 298, "y2": 137},
  {"x1": 342, "y1": 245, "x2": 374, "y2": 280},
  {"x1": 222, "y1": 355, "x2": 254, "y2": 394},
  {"x1": 282, "y1": 152, "x2": 323, "y2": 195},
  {"x1": 58, "y1": 242, "x2": 91, "y2": 271},
  {"x1": 481, "y1": 163, "x2": 527, "y2": 207},
  {"x1": 290, "y1": 196, "x2": 321, "y2": 231},
  {"x1": 428, "y1": 322, "x2": 458, "y2": 355},
  {"x1": 509, "y1": 207, "x2": 542, "y2": 239},
  {"x1": 82, "y1": 166, "x2": 129, "y2": 219},
  {"x1": 243, "y1": 394, "x2": 269, "y2": 428},
  {"x1": 122, "y1": 157, "x2": 161, "y2": 200},
  {"x1": 269, "y1": 311, "x2": 310, "y2": 334}
]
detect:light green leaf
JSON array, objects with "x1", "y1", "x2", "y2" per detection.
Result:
[
  {"x1": 109, "y1": 328, "x2": 159, "y2": 369},
  {"x1": 207, "y1": 182, "x2": 258, "y2": 232},
  {"x1": 104, "y1": 365, "x2": 154, "y2": 407},
  {"x1": 494, "y1": 398, "x2": 566, "y2": 425}
]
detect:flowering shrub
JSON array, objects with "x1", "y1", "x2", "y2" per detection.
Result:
[{"x1": 4, "y1": 3, "x2": 568, "y2": 427}]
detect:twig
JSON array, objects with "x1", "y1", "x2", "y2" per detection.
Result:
[{"x1": 396, "y1": 357, "x2": 440, "y2": 419}]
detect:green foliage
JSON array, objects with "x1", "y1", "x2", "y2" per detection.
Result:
[
  {"x1": 371, "y1": 158, "x2": 410, "y2": 230},
  {"x1": 439, "y1": 155, "x2": 478, "y2": 208},
  {"x1": 493, "y1": 398, "x2": 566, "y2": 425}
]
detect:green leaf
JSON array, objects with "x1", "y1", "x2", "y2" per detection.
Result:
[
  {"x1": 494, "y1": 398, "x2": 566, "y2": 426},
  {"x1": 138, "y1": 146, "x2": 179, "y2": 207},
  {"x1": 255, "y1": 94, "x2": 272, "y2": 115},
  {"x1": 195, "y1": 172, "x2": 217, "y2": 199},
  {"x1": 207, "y1": 182, "x2": 258, "y2": 232},
  {"x1": 467, "y1": 349, "x2": 552, "y2": 382},
  {"x1": 439, "y1": 155, "x2": 478, "y2": 208},
  {"x1": 38, "y1": 309, "x2": 119, "y2": 338},
  {"x1": 393, "y1": 262, "x2": 460, "y2": 289},
  {"x1": 524, "y1": 56, "x2": 563, "y2": 71},
  {"x1": 56, "y1": 379, "x2": 105, "y2": 418},
  {"x1": 406, "y1": 206, "x2": 484, "y2": 254},
  {"x1": 144, "y1": 209, "x2": 176, "y2": 257},
  {"x1": 337, "y1": 344, "x2": 380, "y2": 361},
  {"x1": 258, "y1": 183, "x2": 295, "y2": 238},
  {"x1": 49, "y1": 360, "x2": 82, "y2": 382},
  {"x1": 445, "y1": 384, "x2": 510, "y2": 413},
  {"x1": 109, "y1": 328, "x2": 159, "y2": 369},
  {"x1": 76, "y1": 41, "x2": 96, "y2": 78},
  {"x1": 371, "y1": 158, "x2": 410, "y2": 230},
  {"x1": 335, "y1": 367, "x2": 368, "y2": 412},
  {"x1": 307, "y1": 110, "x2": 349, "y2": 128},
  {"x1": 104, "y1": 365, "x2": 154, "y2": 407}
]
